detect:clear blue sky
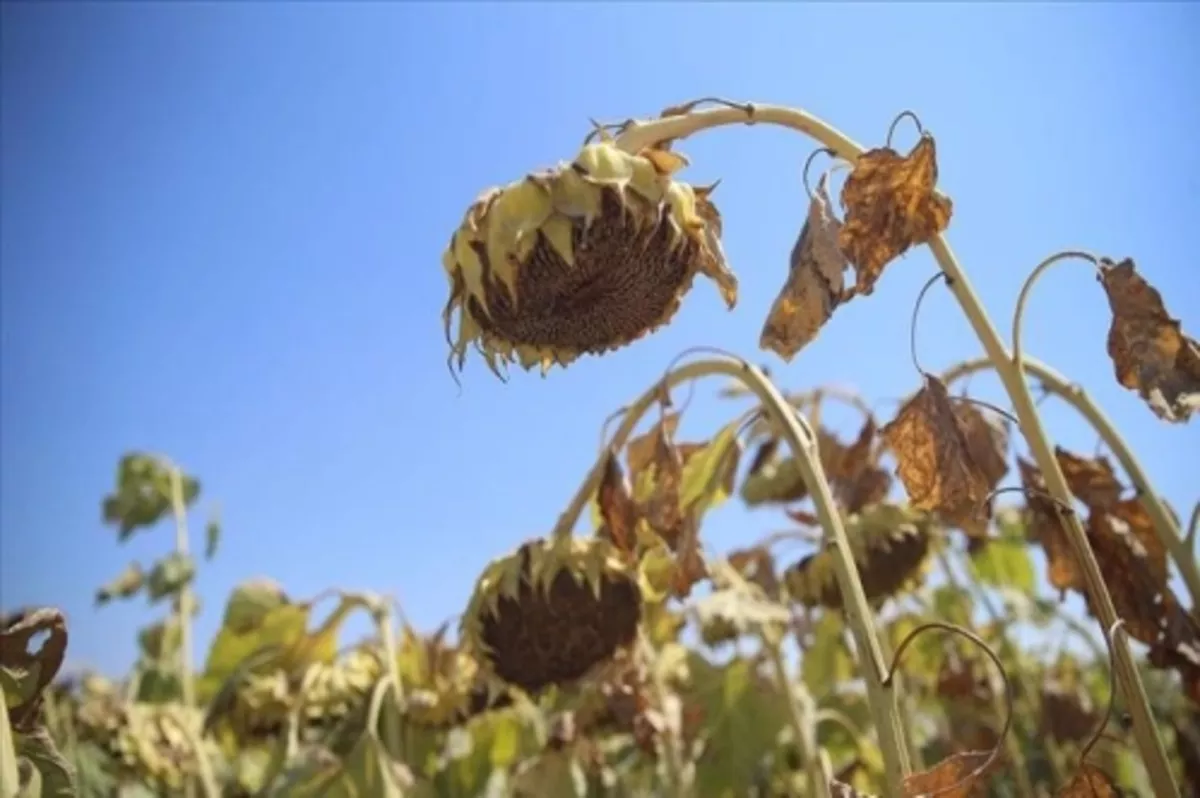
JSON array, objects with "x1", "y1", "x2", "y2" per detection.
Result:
[{"x1": 2, "y1": 3, "x2": 1197, "y2": 677}]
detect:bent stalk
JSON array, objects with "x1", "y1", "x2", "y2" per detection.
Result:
[
  {"x1": 606, "y1": 99, "x2": 1178, "y2": 798},
  {"x1": 940, "y1": 355, "x2": 1200, "y2": 618},
  {"x1": 553, "y1": 355, "x2": 911, "y2": 796}
]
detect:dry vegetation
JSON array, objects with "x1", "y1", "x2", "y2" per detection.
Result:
[{"x1": 4, "y1": 98, "x2": 1199, "y2": 798}]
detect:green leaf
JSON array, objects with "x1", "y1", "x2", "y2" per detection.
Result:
[
  {"x1": 690, "y1": 654, "x2": 788, "y2": 798},
  {"x1": 145, "y1": 553, "x2": 196, "y2": 602},
  {"x1": 101, "y1": 453, "x2": 201, "y2": 541},
  {"x1": 137, "y1": 620, "x2": 181, "y2": 661},
  {"x1": 679, "y1": 420, "x2": 742, "y2": 514},
  {"x1": 967, "y1": 537, "x2": 1034, "y2": 594},
  {"x1": 204, "y1": 512, "x2": 221, "y2": 560},
  {"x1": 94, "y1": 563, "x2": 145, "y2": 606},
  {"x1": 931, "y1": 585, "x2": 973, "y2": 627},
  {"x1": 801, "y1": 611, "x2": 854, "y2": 697}
]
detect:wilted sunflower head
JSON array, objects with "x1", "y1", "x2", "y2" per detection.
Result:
[
  {"x1": 460, "y1": 535, "x2": 642, "y2": 694},
  {"x1": 442, "y1": 138, "x2": 738, "y2": 376}
]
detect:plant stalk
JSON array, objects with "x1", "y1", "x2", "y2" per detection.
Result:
[
  {"x1": 764, "y1": 638, "x2": 833, "y2": 798},
  {"x1": 167, "y1": 467, "x2": 197, "y2": 712},
  {"x1": 554, "y1": 355, "x2": 911, "y2": 796},
  {"x1": 167, "y1": 465, "x2": 200, "y2": 798},
  {"x1": 607, "y1": 99, "x2": 1179, "y2": 798},
  {"x1": 941, "y1": 355, "x2": 1200, "y2": 618}
]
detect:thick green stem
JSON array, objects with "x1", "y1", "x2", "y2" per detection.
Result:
[
  {"x1": 553, "y1": 355, "x2": 910, "y2": 796},
  {"x1": 765, "y1": 639, "x2": 833, "y2": 798},
  {"x1": 941, "y1": 355, "x2": 1200, "y2": 618},
  {"x1": 607, "y1": 99, "x2": 1178, "y2": 798}
]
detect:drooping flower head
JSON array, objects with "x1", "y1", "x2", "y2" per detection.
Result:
[{"x1": 442, "y1": 139, "x2": 737, "y2": 376}]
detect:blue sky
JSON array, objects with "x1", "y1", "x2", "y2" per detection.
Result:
[{"x1": 2, "y1": 3, "x2": 1197, "y2": 677}]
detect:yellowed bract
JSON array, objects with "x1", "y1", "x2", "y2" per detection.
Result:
[
  {"x1": 442, "y1": 140, "x2": 738, "y2": 375},
  {"x1": 460, "y1": 535, "x2": 641, "y2": 693}
]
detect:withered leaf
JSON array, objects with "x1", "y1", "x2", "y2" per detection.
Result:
[
  {"x1": 627, "y1": 413, "x2": 682, "y2": 478},
  {"x1": 1098, "y1": 258, "x2": 1200, "y2": 423},
  {"x1": 839, "y1": 134, "x2": 953, "y2": 296},
  {"x1": 1055, "y1": 447, "x2": 1123, "y2": 511},
  {"x1": 0, "y1": 607, "x2": 69, "y2": 730},
  {"x1": 951, "y1": 401, "x2": 1010, "y2": 537},
  {"x1": 1018, "y1": 458, "x2": 1081, "y2": 593},
  {"x1": 597, "y1": 450, "x2": 640, "y2": 554},
  {"x1": 746, "y1": 436, "x2": 780, "y2": 480},
  {"x1": 1086, "y1": 508, "x2": 1200, "y2": 706},
  {"x1": 726, "y1": 546, "x2": 781, "y2": 597},
  {"x1": 1040, "y1": 681, "x2": 1098, "y2": 743},
  {"x1": 760, "y1": 172, "x2": 848, "y2": 360},
  {"x1": 882, "y1": 376, "x2": 992, "y2": 535},
  {"x1": 1056, "y1": 763, "x2": 1117, "y2": 797},
  {"x1": 903, "y1": 750, "x2": 994, "y2": 797}
]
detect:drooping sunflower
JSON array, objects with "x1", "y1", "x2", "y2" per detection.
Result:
[
  {"x1": 442, "y1": 139, "x2": 738, "y2": 375},
  {"x1": 460, "y1": 535, "x2": 642, "y2": 694}
]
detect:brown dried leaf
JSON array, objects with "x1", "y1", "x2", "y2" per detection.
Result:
[
  {"x1": 1098, "y1": 257, "x2": 1200, "y2": 423},
  {"x1": 643, "y1": 427, "x2": 686, "y2": 549},
  {"x1": 1056, "y1": 764, "x2": 1117, "y2": 797},
  {"x1": 0, "y1": 607, "x2": 69, "y2": 730},
  {"x1": 627, "y1": 413, "x2": 682, "y2": 478},
  {"x1": 597, "y1": 451, "x2": 640, "y2": 554},
  {"x1": 727, "y1": 546, "x2": 780, "y2": 597},
  {"x1": 1018, "y1": 458, "x2": 1081, "y2": 592},
  {"x1": 1110, "y1": 497, "x2": 1167, "y2": 588},
  {"x1": 839, "y1": 134, "x2": 953, "y2": 296},
  {"x1": 951, "y1": 401, "x2": 1010, "y2": 536},
  {"x1": 882, "y1": 376, "x2": 991, "y2": 534},
  {"x1": 903, "y1": 750, "x2": 994, "y2": 797},
  {"x1": 1055, "y1": 447, "x2": 1123, "y2": 511},
  {"x1": 760, "y1": 173, "x2": 848, "y2": 360}
]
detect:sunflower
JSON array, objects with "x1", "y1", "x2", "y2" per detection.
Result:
[
  {"x1": 442, "y1": 139, "x2": 737, "y2": 375},
  {"x1": 460, "y1": 535, "x2": 641, "y2": 693}
]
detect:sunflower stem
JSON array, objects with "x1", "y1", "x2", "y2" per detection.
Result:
[
  {"x1": 941, "y1": 355, "x2": 1200, "y2": 619},
  {"x1": 638, "y1": 632, "x2": 690, "y2": 798},
  {"x1": 164, "y1": 463, "x2": 204, "y2": 798},
  {"x1": 555, "y1": 356, "x2": 911, "y2": 796},
  {"x1": 610, "y1": 99, "x2": 1178, "y2": 798},
  {"x1": 764, "y1": 636, "x2": 833, "y2": 798}
]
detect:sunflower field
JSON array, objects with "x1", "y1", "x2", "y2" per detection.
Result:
[{"x1": 3, "y1": 98, "x2": 1199, "y2": 798}]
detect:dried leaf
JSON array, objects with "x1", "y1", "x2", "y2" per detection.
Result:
[
  {"x1": 1085, "y1": 509, "x2": 1200, "y2": 705},
  {"x1": 726, "y1": 546, "x2": 780, "y2": 597},
  {"x1": 760, "y1": 173, "x2": 849, "y2": 360},
  {"x1": 1056, "y1": 763, "x2": 1117, "y2": 797},
  {"x1": 596, "y1": 451, "x2": 640, "y2": 554},
  {"x1": 902, "y1": 750, "x2": 994, "y2": 797},
  {"x1": 1172, "y1": 716, "x2": 1200, "y2": 791},
  {"x1": 827, "y1": 418, "x2": 894, "y2": 514},
  {"x1": 951, "y1": 401, "x2": 1009, "y2": 536},
  {"x1": 0, "y1": 608, "x2": 68, "y2": 730},
  {"x1": 1055, "y1": 447, "x2": 1123, "y2": 511},
  {"x1": 1098, "y1": 257, "x2": 1200, "y2": 423},
  {"x1": 881, "y1": 376, "x2": 991, "y2": 534},
  {"x1": 1018, "y1": 458, "x2": 1080, "y2": 593},
  {"x1": 627, "y1": 413, "x2": 681, "y2": 478},
  {"x1": 839, "y1": 134, "x2": 953, "y2": 296}
]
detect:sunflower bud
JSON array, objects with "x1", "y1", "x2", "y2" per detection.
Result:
[
  {"x1": 460, "y1": 536, "x2": 641, "y2": 694},
  {"x1": 442, "y1": 140, "x2": 738, "y2": 376}
]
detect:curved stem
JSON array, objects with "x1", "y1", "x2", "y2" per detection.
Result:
[
  {"x1": 554, "y1": 355, "x2": 911, "y2": 795},
  {"x1": 609, "y1": 99, "x2": 1177, "y2": 798},
  {"x1": 940, "y1": 356, "x2": 1200, "y2": 618},
  {"x1": 1010, "y1": 251, "x2": 1098, "y2": 367}
]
